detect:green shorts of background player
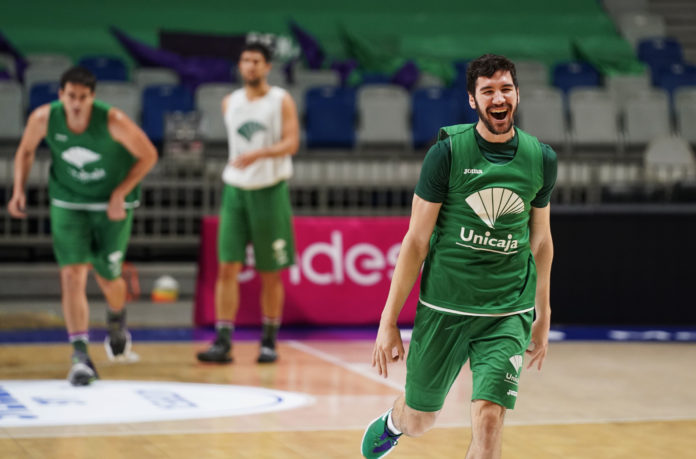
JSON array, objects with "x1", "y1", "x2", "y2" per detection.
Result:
[
  {"x1": 197, "y1": 181, "x2": 296, "y2": 365},
  {"x1": 51, "y1": 205, "x2": 137, "y2": 370}
]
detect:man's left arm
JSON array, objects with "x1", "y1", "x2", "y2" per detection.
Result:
[
  {"x1": 107, "y1": 108, "x2": 158, "y2": 221},
  {"x1": 526, "y1": 204, "x2": 554, "y2": 370},
  {"x1": 231, "y1": 93, "x2": 300, "y2": 169}
]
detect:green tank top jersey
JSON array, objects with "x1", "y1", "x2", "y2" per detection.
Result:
[
  {"x1": 46, "y1": 100, "x2": 139, "y2": 210},
  {"x1": 419, "y1": 124, "x2": 544, "y2": 316}
]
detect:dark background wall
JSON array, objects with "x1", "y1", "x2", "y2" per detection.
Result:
[{"x1": 550, "y1": 206, "x2": 696, "y2": 325}]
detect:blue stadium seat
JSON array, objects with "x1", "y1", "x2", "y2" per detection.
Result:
[
  {"x1": 552, "y1": 61, "x2": 600, "y2": 93},
  {"x1": 451, "y1": 60, "x2": 470, "y2": 88},
  {"x1": 305, "y1": 86, "x2": 356, "y2": 148},
  {"x1": 141, "y1": 84, "x2": 194, "y2": 143},
  {"x1": 360, "y1": 73, "x2": 391, "y2": 85},
  {"x1": 637, "y1": 37, "x2": 683, "y2": 71},
  {"x1": 78, "y1": 56, "x2": 128, "y2": 81},
  {"x1": 654, "y1": 63, "x2": 696, "y2": 99},
  {"x1": 452, "y1": 87, "x2": 478, "y2": 124},
  {"x1": 412, "y1": 87, "x2": 461, "y2": 148},
  {"x1": 28, "y1": 82, "x2": 59, "y2": 114}
]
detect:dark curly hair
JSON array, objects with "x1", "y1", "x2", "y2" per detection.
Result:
[{"x1": 466, "y1": 54, "x2": 518, "y2": 95}]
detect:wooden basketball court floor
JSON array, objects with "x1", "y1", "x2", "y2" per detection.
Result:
[{"x1": 0, "y1": 337, "x2": 694, "y2": 458}]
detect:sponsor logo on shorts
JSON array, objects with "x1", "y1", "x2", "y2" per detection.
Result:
[
  {"x1": 108, "y1": 251, "x2": 123, "y2": 276},
  {"x1": 509, "y1": 355, "x2": 523, "y2": 373},
  {"x1": 272, "y1": 239, "x2": 288, "y2": 266},
  {"x1": 504, "y1": 373, "x2": 519, "y2": 385},
  {"x1": 507, "y1": 390, "x2": 518, "y2": 397}
]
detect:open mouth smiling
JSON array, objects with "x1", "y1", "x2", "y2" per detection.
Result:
[{"x1": 489, "y1": 108, "x2": 508, "y2": 120}]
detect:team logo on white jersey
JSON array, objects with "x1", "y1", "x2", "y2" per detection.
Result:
[
  {"x1": 61, "y1": 147, "x2": 105, "y2": 182},
  {"x1": 465, "y1": 187, "x2": 524, "y2": 229},
  {"x1": 237, "y1": 121, "x2": 267, "y2": 141}
]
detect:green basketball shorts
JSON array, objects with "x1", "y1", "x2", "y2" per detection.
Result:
[
  {"x1": 405, "y1": 303, "x2": 534, "y2": 411},
  {"x1": 50, "y1": 205, "x2": 134, "y2": 280},
  {"x1": 218, "y1": 180, "x2": 295, "y2": 271}
]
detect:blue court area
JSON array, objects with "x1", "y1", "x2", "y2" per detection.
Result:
[{"x1": 1, "y1": 325, "x2": 695, "y2": 344}]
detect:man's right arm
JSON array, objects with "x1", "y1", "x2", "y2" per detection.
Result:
[
  {"x1": 7, "y1": 105, "x2": 50, "y2": 218},
  {"x1": 372, "y1": 195, "x2": 442, "y2": 378}
]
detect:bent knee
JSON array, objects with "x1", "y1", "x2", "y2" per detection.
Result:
[
  {"x1": 473, "y1": 400, "x2": 506, "y2": 430},
  {"x1": 403, "y1": 411, "x2": 438, "y2": 437},
  {"x1": 218, "y1": 263, "x2": 243, "y2": 281}
]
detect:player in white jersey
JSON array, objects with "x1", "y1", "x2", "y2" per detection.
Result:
[{"x1": 197, "y1": 42, "x2": 300, "y2": 364}]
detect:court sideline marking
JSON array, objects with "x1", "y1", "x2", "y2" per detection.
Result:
[{"x1": 286, "y1": 340, "x2": 403, "y2": 391}]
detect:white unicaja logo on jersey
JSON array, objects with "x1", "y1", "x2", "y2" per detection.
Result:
[
  {"x1": 457, "y1": 188, "x2": 524, "y2": 255},
  {"x1": 465, "y1": 188, "x2": 524, "y2": 229},
  {"x1": 61, "y1": 147, "x2": 106, "y2": 182}
]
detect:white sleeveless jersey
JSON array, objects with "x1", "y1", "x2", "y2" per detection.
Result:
[{"x1": 221, "y1": 86, "x2": 293, "y2": 189}]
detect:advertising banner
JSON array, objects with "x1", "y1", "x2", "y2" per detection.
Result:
[{"x1": 194, "y1": 216, "x2": 420, "y2": 326}]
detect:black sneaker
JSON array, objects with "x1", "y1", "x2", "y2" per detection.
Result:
[
  {"x1": 104, "y1": 329, "x2": 137, "y2": 362},
  {"x1": 197, "y1": 338, "x2": 232, "y2": 363},
  {"x1": 68, "y1": 351, "x2": 98, "y2": 386},
  {"x1": 257, "y1": 345, "x2": 278, "y2": 363}
]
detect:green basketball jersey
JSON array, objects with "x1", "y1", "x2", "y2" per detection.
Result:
[
  {"x1": 419, "y1": 124, "x2": 544, "y2": 316},
  {"x1": 46, "y1": 100, "x2": 139, "y2": 210}
]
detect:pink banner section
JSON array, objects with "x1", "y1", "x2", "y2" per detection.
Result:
[{"x1": 194, "y1": 216, "x2": 420, "y2": 326}]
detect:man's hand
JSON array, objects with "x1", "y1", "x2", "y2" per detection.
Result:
[
  {"x1": 526, "y1": 317, "x2": 550, "y2": 370},
  {"x1": 7, "y1": 192, "x2": 27, "y2": 218},
  {"x1": 230, "y1": 150, "x2": 263, "y2": 170},
  {"x1": 107, "y1": 192, "x2": 127, "y2": 221},
  {"x1": 372, "y1": 322, "x2": 405, "y2": 378}
]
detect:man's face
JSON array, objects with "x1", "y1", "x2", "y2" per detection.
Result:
[
  {"x1": 238, "y1": 50, "x2": 270, "y2": 87},
  {"x1": 469, "y1": 70, "x2": 519, "y2": 136},
  {"x1": 58, "y1": 82, "x2": 94, "y2": 121}
]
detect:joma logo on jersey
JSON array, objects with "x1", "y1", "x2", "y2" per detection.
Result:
[
  {"x1": 462, "y1": 168, "x2": 483, "y2": 175},
  {"x1": 237, "y1": 121, "x2": 266, "y2": 141}
]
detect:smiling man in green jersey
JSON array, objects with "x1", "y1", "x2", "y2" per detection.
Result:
[
  {"x1": 7, "y1": 67, "x2": 157, "y2": 386},
  {"x1": 362, "y1": 54, "x2": 556, "y2": 459}
]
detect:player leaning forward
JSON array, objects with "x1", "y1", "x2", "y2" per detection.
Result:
[
  {"x1": 7, "y1": 67, "x2": 157, "y2": 386},
  {"x1": 361, "y1": 54, "x2": 557, "y2": 458}
]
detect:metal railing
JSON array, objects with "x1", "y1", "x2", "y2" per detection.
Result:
[{"x1": 1, "y1": 150, "x2": 695, "y2": 249}]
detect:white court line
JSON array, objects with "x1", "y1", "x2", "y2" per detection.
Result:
[
  {"x1": 287, "y1": 340, "x2": 404, "y2": 391},
  {"x1": 5, "y1": 413, "x2": 695, "y2": 438}
]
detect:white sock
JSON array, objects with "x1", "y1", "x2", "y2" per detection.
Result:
[{"x1": 386, "y1": 410, "x2": 402, "y2": 436}]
